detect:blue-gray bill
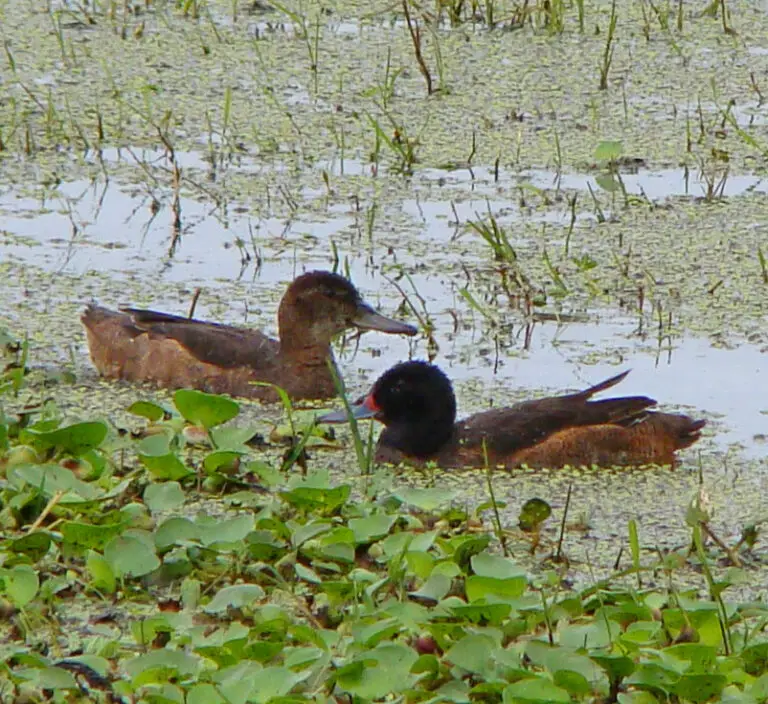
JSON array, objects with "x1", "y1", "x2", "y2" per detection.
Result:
[
  {"x1": 317, "y1": 395, "x2": 379, "y2": 424},
  {"x1": 352, "y1": 304, "x2": 417, "y2": 336}
]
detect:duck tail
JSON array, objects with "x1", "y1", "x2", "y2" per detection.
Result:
[
  {"x1": 577, "y1": 370, "x2": 631, "y2": 398},
  {"x1": 650, "y1": 413, "x2": 707, "y2": 449}
]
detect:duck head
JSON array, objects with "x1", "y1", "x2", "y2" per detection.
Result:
[
  {"x1": 278, "y1": 271, "x2": 417, "y2": 346},
  {"x1": 318, "y1": 360, "x2": 457, "y2": 458}
]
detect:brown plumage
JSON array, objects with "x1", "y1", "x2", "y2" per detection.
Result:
[
  {"x1": 318, "y1": 361, "x2": 706, "y2": 469},
  {"x1": 81, "y1": 271, "x2": 417, "y2": 402}
]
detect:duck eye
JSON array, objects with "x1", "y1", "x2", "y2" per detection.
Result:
[{"x1": 322, "y1": 286, "x2": 349, "y2": 301}]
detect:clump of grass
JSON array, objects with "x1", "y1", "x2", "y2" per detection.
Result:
[{"x1": 367, "y1": 111, "x2": 421, "y2": 175}]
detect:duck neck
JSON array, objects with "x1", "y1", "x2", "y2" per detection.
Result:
[
  {"x1": 379, "y1": 419, "x2": 456, "y2": 460},
  {"x1": 277, "y1": 311, "x2": 335, "y2": 362}
]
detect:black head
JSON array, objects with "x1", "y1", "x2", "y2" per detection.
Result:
[
  {"x1": 370, "y1": 361, "x2": 457, "y2": 427},
  {"x1": 318, "y1": 360, "x2": 457, "y2": 459}
]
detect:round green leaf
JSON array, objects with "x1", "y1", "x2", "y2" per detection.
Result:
[
  {"x1": 3, "y1": 565, "x2": 39, "y2": 607},
  {"x1": 518, "y1": 498, "x2": 552, "y2": 531},
  {"x1": 26, "y1": 421, "x2": 108, "y2": 456},
  {"x1": 445, "y1": 633, "x2": 498, "y2": 675},
  {"x1": 128, "y1": 400, "x2": 167, "y2": 422},
  {"x1": 503, "y1": 676, "x2": 571, "y2": 703},
  {"x1": 204, "y1": 584, "x2": 265, "y2": 614},
  {"x1": 104, "y1": 533, "x2": 160, "y2": 578},
  {"x1": 144, "y1": 481, "x2": 185, "y2": 513},
  {"x1": 174, "y1": 389, "x2": 240, "y2": 429}
]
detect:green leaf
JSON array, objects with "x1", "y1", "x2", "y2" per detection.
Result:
[
  {"x1": 664, "y1": 643, "x2": 718, "y2": 672},
  {"x1": 451, "y1": 534, "x2": 492, "y2": 568},
  {"x1": 86, "y1": 550, "x2": 117, "y2": 594},
  {"x1": 449, "y1": 602, "x2": 511, "y2": 624},
  {"x1": 144, "y1": 481, "x2": 185, "y2": 513},
  {"x1": 10, "y1": 532, "x2": 52, "y2": 561},
  {"x1": 61, "y1": 521, "x2": 126, "y2": 551},
  {"x1": 625, "y1": 662, "x2": 678, "y2": 696},
  {"x1": 518, "y1": 498, "x2": 552, "y2": 531},
  {"x1": 503, "y1": 676, "x2": 571, "y2": 703},
  {"x1": 174, "y1": 389, "x2": 240, "y2": 429},
  {"x1": 198, "y1": 515, "x2": 254, "y2": 546},
  {"x1": 348, "y1": 514, "x2": 396, "y2": 543},
  {"x1": 465, "y1": 575, "x2": 526, "y2": 602},
  {"x1": 617, "y1": 692, "x2": 660, "y2": 704},
  {"x1": 280, "y1": 485, "x2": 351, "y2": 514},
  {"x1": 742, "y1": 642, "x2": 768, "y2": 676},
  {"x1": 436, "y1": 679, "x2": 471, "y2": 703},
  {"x1": 594, "y1": 139, "x2": 623, "y2": 162},
  {"x1": 596, "y1": 172, "x2": 622, "y2": 193},
  {"x1": 204, "y1": 584, "x2": 266, "y2": 614},
  {"x1": 292, "y1": 520, "x2": 332, "y2": 547},
  {"x1": 335, "y1": 644, "x2": 417, "y2": 698},
  {"x1": 210, "y1": 424, "x2": 260, "y2": 450},
  {"x1": 187, "y1": 684, "x2": 230, "y2": 704},
  {"x1": 553, "y1": 668, "x2": 591, "y2": 696},
  {"x1": 283, "y1": 646, "x2": 326, "y2": 669},
  {"x1": 155, "y1": 517, "x2": 201, "y2": 550},
  {"x1": 394, "y1": 486, "x2": 457, "y2": 510},
  {"x1": 139, "y1": 452, "x2": 193, "y2": 481},
  {"x1": 128, "y1": 400, "x2": 167, "y2": 422},
  {"x1": 131, "y1": 616, "x2": 172, "y2": 648},
  {"x1": 85, "y1": 550, "x2": 117, "y2": 594},
  {"x1": 203, "y1": 450, "x2": 243, "y2": 474},
  {"x1": 409, "y1": 572, "x2": 451, "y2": 603},
  {"x1": 445, "y1": 633, "x2": 498, "y2": 675},
  {"x1": 405, "y1": 550, "x2": 435, "y2": 579},
  {"x1": 672, "y1": 674, "x2": 727, "y2": 703},
  {"x1": 24, "y1": 421, "x2": 108, "y2": 456},
  {"x1": 591, "y1": 653, "x2": 635, "y2": 682},
  {"x1": 124, "y1": 649, "x2": 201, "y2": 679},
  {"x1": 294, "y1": 562, "x2": 322, "y2": 584},
  {"x1": 1, "y1": 565, "x2": 39, "y2": 607},
  {"x1": 104, "y1": 533, "x2": 160, "y2": 578},
  {"x1": 471, "y1": 552, "x2": 526, "y2": 579},
  {"x1": 21, "y1": 666, "x2": 78, "y2": 690},
  {"x1": 9, "y1": 464, "x2": 100, "y2": 501},
  {"x1": 352, "y1": 618, "x2": 401, "y2": 647},
  {"x1": 250, "y1": 666, "x2": 305, "y2": 703}
]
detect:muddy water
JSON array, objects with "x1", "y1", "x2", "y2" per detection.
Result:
[{"x1": 0, "y1": 0, "x2": 767, "y2": 586}]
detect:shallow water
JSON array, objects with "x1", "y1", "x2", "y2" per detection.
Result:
[{"x1": 1, "y1": 164, "x2": 766, "y2": 457}]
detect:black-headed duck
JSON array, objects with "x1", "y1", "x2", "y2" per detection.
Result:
[
  {"x1": 82, "y1": 271, "x2": 417, "y2": 401},
  {"x1": 319, "y1": 361, "x2": 706, "y2": 469}
]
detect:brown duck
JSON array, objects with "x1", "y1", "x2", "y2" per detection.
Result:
[
  {"x1": 82, "y1": 271, "x2": 417, "y2": 401},
  {"x1": 319, "y1": 361, "x2": 706, "y2": 469}
]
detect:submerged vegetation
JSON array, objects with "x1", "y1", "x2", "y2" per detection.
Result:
[
  {"x1": 0, "y1": 0, "x2": 767, "y2": 701},
  {"x1": 1, "y1": 335, "x2": 767, "y2": 702}
]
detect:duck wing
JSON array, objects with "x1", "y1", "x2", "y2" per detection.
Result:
[
  {"x1": 455, "y1": 372, "x2": 657, "y2": 458},
  {"x1": 121, "y1": 307, "x2": 279, "y2": 369}
]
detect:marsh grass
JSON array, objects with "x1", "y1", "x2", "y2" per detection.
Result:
[
  {"x1": 599, "y1": 0, "x2": 618, "y2": 91},
  {"x1": 402, "y1": 0, "x2": 435, "y2": 96},
  {"x1": 758, "y1": 246, "x2": 768, "y2": 284},
  {"x1": 366, "y1": 111, "x2": 420, "y2": 174},
  {"x1": 328, "y1": 360, "x2": 376, "y2": 475}
]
